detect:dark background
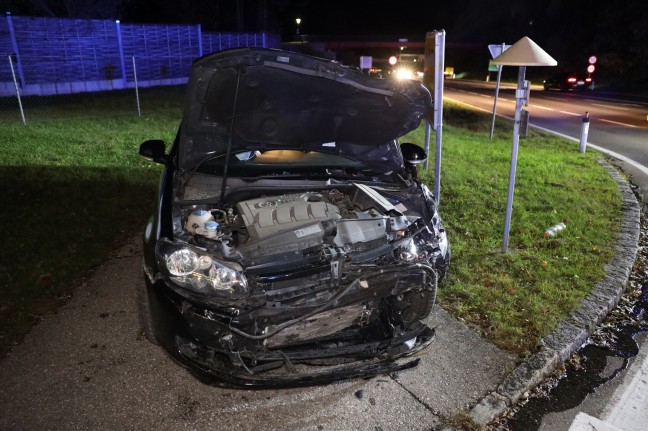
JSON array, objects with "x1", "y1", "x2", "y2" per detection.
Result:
[{"x1": 5, "y1": 0, "x2": 647, "y2": 90}]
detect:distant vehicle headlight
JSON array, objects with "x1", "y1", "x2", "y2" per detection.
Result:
[
  {"x1": 396, "y1": 68, "x2": 414, "y2": 80},
  {"x1": 155, "y1": 238, "x2": 248, "y2": 298}
]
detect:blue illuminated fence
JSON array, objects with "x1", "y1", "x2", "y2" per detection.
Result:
[{"x1": 0, "y1": 13, "x2": 280, "y2": 96}]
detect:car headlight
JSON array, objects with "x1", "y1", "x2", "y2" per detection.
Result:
[
  {"x1": 155, "y1": 238, "x2": 248, "y2": 298},
  {"x1": 399, "y1": 238, "x2": 421, "y2": 262}
]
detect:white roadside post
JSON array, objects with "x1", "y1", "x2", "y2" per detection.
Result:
[
  {"x1": 491, "y1": 37, "x2": 557, "y2": 253},
  {"x1": 579, "y1": 112, "x2": 590, "y2": 153}
]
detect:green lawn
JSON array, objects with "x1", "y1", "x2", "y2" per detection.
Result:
[
  {"x1": 0, "y1": 90, "x2": 622, "y2": 357},
  {"x1": 404, "y1": 103, "x2": 621, "y2": 354},
  {"x1": 0, "y1": 87, "x2": 183, "y2": 354}
]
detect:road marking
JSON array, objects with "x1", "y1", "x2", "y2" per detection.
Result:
[
  {"x1": 444, "y1": 96, "x2": 492, "y2": 114},
  {"x1": 592, "y1": 103, "x2": 629, "y2": 111},
  {"x1": 558, "y1": 110, "x2": 581, "y2": 117},
  {"x1": 531, "y1": 124, "x2": 648, "y2": 176},
  {"x1": 599, "y1": 118, "x2": 641, "y2": 128},
  {"x1": 445, "y1": 97, "x2": 648, "y2": 176}
]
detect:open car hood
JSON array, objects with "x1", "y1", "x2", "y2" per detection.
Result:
[{"x1": 178, "y1": 48, "x2": 432, "y2": 172}]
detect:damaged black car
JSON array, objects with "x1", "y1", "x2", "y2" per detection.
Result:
[{"x1": 137, "y1": 47, "x2": 450, "y2": 387}]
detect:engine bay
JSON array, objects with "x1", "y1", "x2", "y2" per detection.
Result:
[{"x1": 175, "y1": 182, "x2": 442, "y2": 271}]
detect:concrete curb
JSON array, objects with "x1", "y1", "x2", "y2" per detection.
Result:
[{"x1": 467, "y1": 160, "x2": 641, "y2": 426}]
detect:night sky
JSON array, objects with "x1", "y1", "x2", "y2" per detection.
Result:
[{"x1": 6, "y1": 0, "x2": 647, "y2": 89}]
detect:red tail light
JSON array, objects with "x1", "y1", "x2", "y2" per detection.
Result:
[
  {"x1": 585, "y1": 77, "x2": 592, "y2": 83},
  {"x1": 567, "y1": 77, "x2": 577, "y2": 83}
]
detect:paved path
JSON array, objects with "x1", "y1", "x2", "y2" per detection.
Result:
[{"x1": 0, "y1": 239, "x2": 515, "y2": 431}]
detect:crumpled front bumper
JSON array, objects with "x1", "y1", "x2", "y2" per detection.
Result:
[
  {"x1": 149, "y1": 262, "x2": 439, "y2": 388},
  {"x1": 173, "y1": 322, "x2": 435, "y2": 387}
]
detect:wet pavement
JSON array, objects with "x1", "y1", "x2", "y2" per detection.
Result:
[
  {"x1": 0, "y1": 238, "x2": 515, "y2": 430},
  {"x1": 510, "y1": 200, "x2": 648, "y2": 431}
]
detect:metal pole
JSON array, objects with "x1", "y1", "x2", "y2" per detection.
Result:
[
  {"x1": 423, "y1": 121, "x2": 431, "y2": 170},
  {"x1": 8, "y1": 55, "x2": 26, "y2": 125},
  {"x1": 115, "y1": 20, "x2": 127, "y2": 87},
  {"x1": 502, "y1": 66, "x2": 526, "y2": 253},
  {"x1": 489, "y1": 43, "x2": 507, "y2": 140},
  {"x1": 489, "y1": 64, "x2": 503, "y2": 140},
  {"x1": 433, "y1": 30, "x2": 445, "y2": 204},
  {"x1": 132, "y1": 56, "x2": 141, "y2": 117},
  {"x1": 197, "y1": 24, "x2": 203, "y2": 57},
  {"x1": 489, "y1": 44, "x2": 506, "y2": 140},
  {"x1": 6, "y1": 12, "x2": 25, "y2": 89},
  {"x1": 579, "y1": 112, "x2": 590, "y2": 153}
]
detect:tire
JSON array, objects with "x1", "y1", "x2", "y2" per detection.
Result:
[{"x1": 137, "y1": 272, "x2": 160, "y2": 345}]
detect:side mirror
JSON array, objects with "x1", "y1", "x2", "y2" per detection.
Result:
[
  {"x1": 139, "y1": 140, "x2": 169, "y2": 165},
  {"x1": 400, "y1": 142, "x2": 427, "y2": 165}
]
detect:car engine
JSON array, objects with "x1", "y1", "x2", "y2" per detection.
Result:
[{"x1": 178, "y1": 183, "x2": 445, "y2": 273}]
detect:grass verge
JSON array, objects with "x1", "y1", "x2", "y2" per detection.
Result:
[
  {"x1": 0, "y1": 91, "x2": 622, "y2": 357},
  {"x1": 0, "y1": 87, "x2": 183, "y2": 355},
  {"x1": 404, "y1": 102, "x2": 621, "y2": 355}
]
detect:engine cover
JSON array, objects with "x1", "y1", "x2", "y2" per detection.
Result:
[{"x1": 236, "y1": 193, "x2": 341, "y2": 241}]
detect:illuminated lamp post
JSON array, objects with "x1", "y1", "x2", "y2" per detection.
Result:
[
  {"x1": 296, "y1": 18, "x2": 301, "y2": 35},
  {"x1": 491, "y1": 37, "x2": 557, "y2": 253}
]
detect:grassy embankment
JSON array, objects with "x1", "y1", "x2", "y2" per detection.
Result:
[
  {"x1": 0, "y1": 89, "x2": 621, "y2": 356},
  {"x1": 0, "y1": 87, "x2": 181, "y2": 355},
  {"x1": 404, "y1": 103, "x2": 621, "y2": 354}
]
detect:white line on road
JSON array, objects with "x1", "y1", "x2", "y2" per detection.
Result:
[
  {"x1": 592, "y1": 103, "x2": 630, "y2": 111},
  {"x1": 599, "y1": 118, "x2": 641, "y2": 129},
  {"x1": 530, "y1": 124, "x2": 648, "y2": 176},
  {"x1": 558, "y1": 110, "x2": 581, "y2": 117},
  {"x1": 444, "y1": 96, "x2": 493, "y2": 114},
  {"x1": 444, "y1": 96, "x2": 648, "y2": 177}
]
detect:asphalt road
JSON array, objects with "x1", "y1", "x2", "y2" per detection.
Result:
[
  {"x1": 0, "y1": 238, "x2": 516, "y2": 431},
  {"x1": 539, "y1": 333, "x2": 648, "y2": 431},
  {"x1": 443, "y1": 79, "x2": 648, "y2": 201}
]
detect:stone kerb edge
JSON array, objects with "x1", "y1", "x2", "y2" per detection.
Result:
[{"x1": 467, "y1": 160, "x2": 641, "y2": 427}]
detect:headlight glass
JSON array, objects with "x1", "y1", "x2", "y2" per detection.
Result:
[
  {"x1": 155, "y1": 238, "x2": 247, "y2": 298},
  {"x1": 399, "y1": 239, "x2": 420, "y2": 262},
  {"x1": 167, "y1": 249, "x2": 199, "y2": 276}
]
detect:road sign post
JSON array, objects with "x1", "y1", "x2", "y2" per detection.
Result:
[
  {"x1": 488, "y1": 43, "x2": 510, "y2": 140},
  {"x1": 423, "y1": 30, "x2": 446, "y2": 204},
  {"x1": 491, "y1": 37, "x2": 557, "y2": 253}
]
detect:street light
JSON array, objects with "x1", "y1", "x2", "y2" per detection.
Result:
[{"x1": 296, "y1": 18, "x2": 301, "y2": 35}]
